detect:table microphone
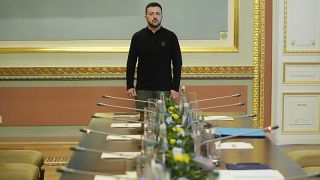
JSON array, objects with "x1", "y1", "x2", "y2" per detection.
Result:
[
  {"x1": 97, "y1": 102, "x2": 155, "y2": 113},
  {"x1": 70, "y1": 146, "x2": 138, "y2": 158},
  {"x1": 189, "y1": 93, "x2": 241, "y2": 103},
  {"x1": 193, "y1": 102, "x2": 245, "y2": 111},
  {"x1": 80, "y1": 128, "x2": 158, "y2": 144},
  {"x1": 103, "y1": 95, "x2": 157, "y2": 105},
  {"x1": 200, "y1": 125, "x2": 279, "y2": 146},
  {"x1": 57, "y1": 166, "x2": 137, "y2": 179}
]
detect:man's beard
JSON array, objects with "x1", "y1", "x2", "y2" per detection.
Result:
[{"x1": 147, "y1": 19, "x2": 161, "y2": 28}]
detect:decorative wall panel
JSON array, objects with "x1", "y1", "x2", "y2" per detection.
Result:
[
  {"x1": 284, "y1": 0, "x2": 320, "y2": 53},
  {"x1": 283, "y1": 93, "x2": 320, "y2": 133},
  {"x1": 284, "y1": 63, "x2": 320, "y2": 84}
]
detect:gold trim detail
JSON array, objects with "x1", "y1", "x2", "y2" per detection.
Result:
[
  {"x1": 0, "y1": 67, "x2": 126, "y2": 76},
  {"x1": 182, "y1": 66, "x2": 253, "y2": 75},
  {"x1": 283, "y1": 62, "x2": 320, "y2": 84},
  {"x1": 282, "y1": 92, "x2": 320, "y2": 133},
  {"x1": 252, "y1": 0, "x2": 265, "y2": 128},
  {"x1": 0, "y1": 66, "x2": 254, "y2": 80},
  {"x1": 0, "y1": 1, "x2": 239, "y2": 53},
  {"x1": 283, "y1": 0, "x2": 320, "y2": 54}
]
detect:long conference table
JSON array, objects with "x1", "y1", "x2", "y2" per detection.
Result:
[{"x1": 60, "y1": 112, "x2": 306, "y2": 180}]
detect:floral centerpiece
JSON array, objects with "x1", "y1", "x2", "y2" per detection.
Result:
[{"x1": 155, "y1": 98, "x2": 207, "y2": 180}]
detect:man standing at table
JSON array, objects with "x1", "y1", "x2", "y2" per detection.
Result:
[{"x1": 126, "y1": 2, "x2": 183, "y2": 110}]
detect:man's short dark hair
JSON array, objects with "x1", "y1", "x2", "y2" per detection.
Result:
[{"x1": 145, "y1": 2, "x2": 162, "y2": 15}]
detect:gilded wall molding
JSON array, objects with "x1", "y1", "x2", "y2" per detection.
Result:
[
  {"x1": 252, "y1": 0, "x2": 265, "y2": 128},
  {"x1": 0, "y1": 66, "x2": 254, "y2": 80}
]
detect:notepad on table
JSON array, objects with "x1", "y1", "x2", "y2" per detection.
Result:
[
  {"x1": 204, "y1": 116, "x2": 233, "y2": 121},
  {"x1": 110, "y1": 123, "x2": 141, "y2": 128},
  {"x1": 215, "y1": 127, "x2": 266, "y2": 138},
  {"x1": 94, "y1": 171, "x2": 137, "y2": 180},
  {"x1": 112, "y1": 114, "x2": 140, "y2": 119},
  {"x1": 217, "y1": 170, "x2": 284, "y2": 179},
  {"x1": 220, "y1": 142, "x2": 254, "y2": 149},
  {"x1": 101, "y1": 152, "x2": 140, "y2": 159},
  {"x1": 106, "y1": 135, "x2": 141, "y2": 141}
]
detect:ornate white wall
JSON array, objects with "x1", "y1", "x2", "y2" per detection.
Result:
[{"x1": 273, "y1": 0, "x2": 320, "y2": 144}]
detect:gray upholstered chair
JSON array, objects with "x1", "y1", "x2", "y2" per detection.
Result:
[
  {"x1": 0, "y1": 150, "x2": 45, "y2": 180},
  {"x1": 288, "y1": 150, "x2": 320, "y2": 176},
  {"x1": 0, "y1": 163, "x2": 39, "y2": 180}
]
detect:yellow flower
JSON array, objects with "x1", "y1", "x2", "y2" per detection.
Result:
[
  {"x1": 173, "y1": 153, "x2": 190, "y2": 164},
  {"x1": 168, "y1": 106, "x2": 175, "y2": 112},
  {"x1": 172, "y1": 113, "x2": 180, "y2": 121},
  {"x1": 172, "y1": 127, "x2": 177, "y2": 131},
  {"x1": 176, "y1": 127, "x2": 183, "y2": 133},
  {"x1": 170, "y1": 139, "x2": 176, "y2": 145},
  {"x1": 182, "y1": 154, "x2": 190, "y2": 163}
]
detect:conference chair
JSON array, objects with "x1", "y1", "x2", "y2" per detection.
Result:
[
  {"x1": 0, "y1": 163, "x2": 39, "y2": 180},
  {"x1": 288, "y1": 150, "x2": 320, "y2": 175},
  {"x1": 0, "y1": 150, "x2": 45, "y2": 180}
]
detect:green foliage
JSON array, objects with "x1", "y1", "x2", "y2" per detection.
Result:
[{"x1": 160, "y1": 98, "x2": 207, "y2": 180}]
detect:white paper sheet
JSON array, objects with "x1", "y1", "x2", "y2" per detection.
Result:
[
  {"x1": 106, "y1": 135, "x2": 141, "y2": 141},
  {"x1": 204, "y1": 116, "x2": 233, "y2": 121},
  {"x1": 110, "y1": 123, "x2": 141, "y2": 128},
  {"x1": 113, "y1": 114, "x2": 140, "y2": 118},
  {"x1": 94, "y1": 171, "x2": 137, "y2": 180},
  {"x1": 101, "y1": 152, "x2": 140, "y2": 159},
  {"x1": 219, "y1": 142, "x2": 254, "y2": 149},
  {"x1": 217, "y1": 170, "x2": 284, "y2": 180}
]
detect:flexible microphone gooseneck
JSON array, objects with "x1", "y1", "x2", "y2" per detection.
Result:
[
  {"x1": 189, "y1": 93, "x2": 241, "y2": 103},
  {"x1": 102, "y1": 95, "x2": 157, "y2": 105},
  {"x1": 185, "y1": 114, "x2": 257, "y2": 130},
  {"x1": 213, "y1": 114, "x2": 257, "y2": 119},
  {"x1": 97, "y1": 102, "x2": 155, "y2": 113},
  {"x1": 193, "y1": 102, "x2": 245, "y2": 111}
]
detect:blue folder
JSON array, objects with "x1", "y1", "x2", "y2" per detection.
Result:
[{"x1": 215, "y1": 127, "x2": 266, "y2": 138}]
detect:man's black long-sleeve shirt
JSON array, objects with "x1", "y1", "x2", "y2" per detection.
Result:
[{"x1": 126, "y1": 27, "x2": 182, "y2": 92}]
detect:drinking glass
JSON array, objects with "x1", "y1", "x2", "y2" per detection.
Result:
[
  {"x1": 125, "y1": 158, "x2": 137, "y2": 178},
  {"x1": 206, "y1": 128, "x2": 221, "y2": 166}
]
